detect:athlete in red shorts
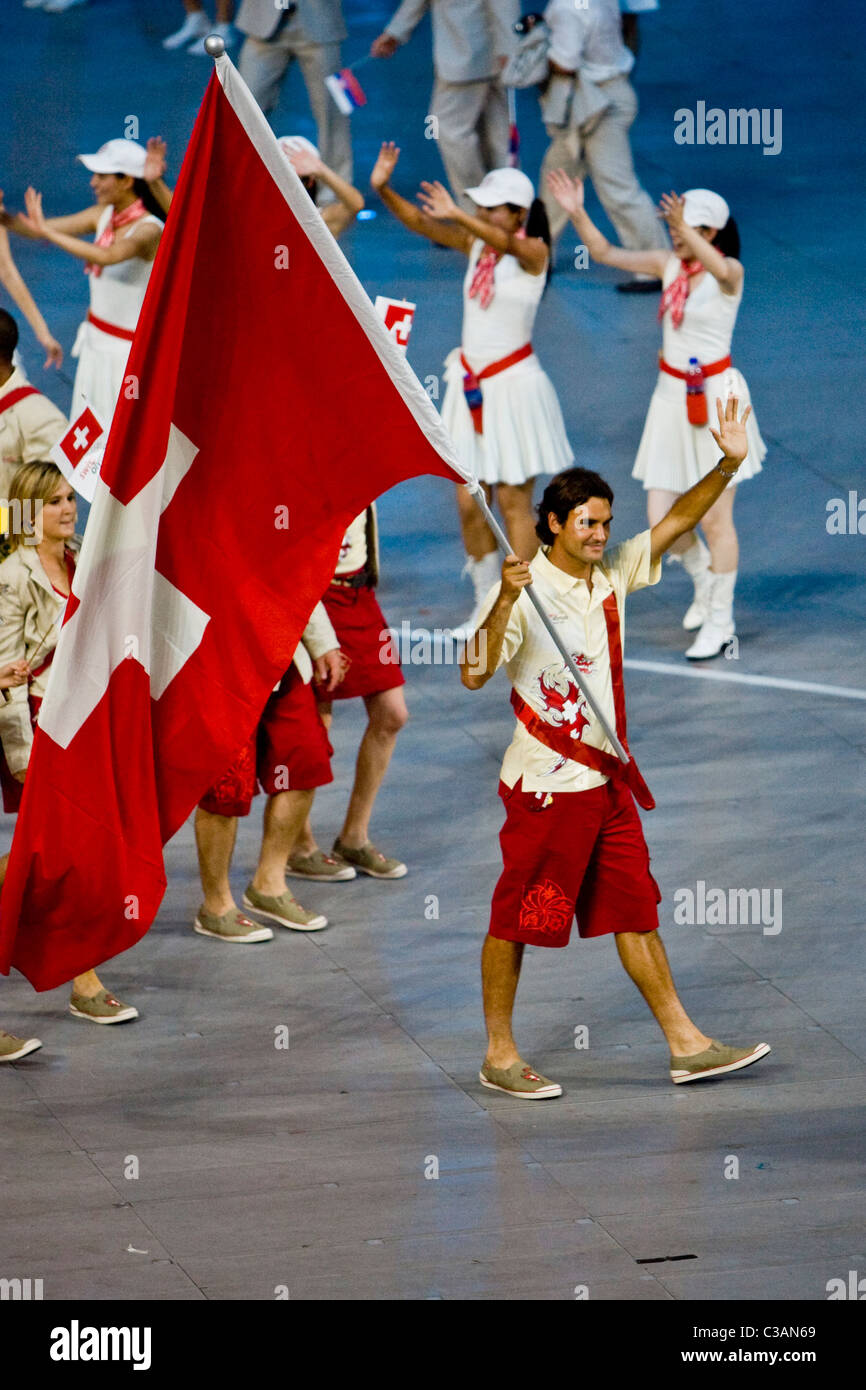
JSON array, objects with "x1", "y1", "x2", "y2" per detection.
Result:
[
  {"x1": 288, "y1": 505, "x2": 409, "y2": 882},
  {"x1": 461, "y1": 398, "x2": 771, "y2": 1098},
  {"x1": 192, "y1": 603, "x2": 346, "y2": 942}
]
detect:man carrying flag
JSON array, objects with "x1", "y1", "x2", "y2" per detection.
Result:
[
  {"x1": 0, "y1": 42, "x2": 469, "y2": 994},
  {"x1": 462, "y1": 401, "x2": 771, "y2": 1099}
]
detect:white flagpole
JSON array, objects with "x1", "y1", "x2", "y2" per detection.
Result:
[{"x1": 464, "y1": 480, "x2": 629, "y2": 765}]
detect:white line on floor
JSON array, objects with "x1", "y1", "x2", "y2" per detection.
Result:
[{"x1": 624, "y1": 659, "x2": 866, "y2": 701}]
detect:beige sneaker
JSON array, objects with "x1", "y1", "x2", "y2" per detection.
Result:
[
  {"x1": 69, "y1": 989, "x2": 139, "y2": 1025},
  {"x1": 332, "y1": 838, "x2": 407, "y2": 880},
  {"x1": 479, "y1": 1059, "x2": 563, "y2": 1100},
  {"x1": 287, "y1": 849, "x2": 356, "y2": 883},
  {"x1": 243, "y1": 883, "x2": 327, "y2": 932},
  {"x1": 670, "y1": 1039, "x2": 771, "y2": 1084},
  {"x1": 194, "y1": 906, "x2": 273, "y2": 944},
  {"x1": 0, "y1": 1030, "x2": 42, "y2": 1061}
]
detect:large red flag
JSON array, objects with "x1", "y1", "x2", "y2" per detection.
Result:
[{"x1": 0, "y1": 55, "x2": 467, "y2": 990}]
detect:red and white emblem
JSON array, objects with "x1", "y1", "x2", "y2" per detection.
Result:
[
  {"x1": 374, "y1": 296, "x2": 416, "y2": 352},
  {"x1": 51, "y1": 407, "x2": 107, "y2": 503},
  {"x1": 536, "y1": 654, "x2": 592, "y2": 742}
]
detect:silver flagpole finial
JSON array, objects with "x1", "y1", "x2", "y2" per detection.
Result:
[{"x1": 204, "y1": 34, "x2": 226, "y2": 58}]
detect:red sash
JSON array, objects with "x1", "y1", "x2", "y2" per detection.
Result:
[
  {"x1": 460, "y1": 342, "x2": 533, "y2": 434},
  {"x1": 659, "y1": 353, "x2": 731, "y2": 380},
  {"x1": 509, "y1": 592, "x2": 655, "y2": 811},
  {"x1": 86, "y1": 310, "x2": 136, "y2": 343},
  {"x1": 0, "y1": 386, "x2": 40, "y2": 417}
]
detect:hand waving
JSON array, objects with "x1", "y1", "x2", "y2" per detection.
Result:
[
  {"x1": 709, "y1": 395, "x2": 752, "y2": 468},
  {"x1": 416, "y1": 180, "x2": 458, "y2": 220},
  {"x1": 370, "y1": 141, "x2": 400, "y2": 192},
  {"x1": 546, "y1": 169, "x2": 585, "y2": 218}
]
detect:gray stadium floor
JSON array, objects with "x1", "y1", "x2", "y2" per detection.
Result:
[{"x1": 1, "y1": 1, "x2": 864, "y2": 1301}]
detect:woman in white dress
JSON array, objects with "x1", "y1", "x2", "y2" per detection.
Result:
[
  {"x1": 548, "y1": 172, "x2": 765, "y2": 660},
  {"x1": 371, "y1": 142, "x2": 573, "y2": 631},
  {"x1": 4, "y1": 139, "x2": 169, "y2": 430}
]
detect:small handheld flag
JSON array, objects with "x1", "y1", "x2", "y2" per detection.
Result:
[
  {"x1": 507, "y1": 88, "x2": 520, "y2": 167},
  {"x1": 325, "y1": 57, "x2": 370, "y2": 116},
  {"x1": 374, "y1": 296, "x2": 416, "y2": 353},
  {"x1": 51, "y1": 406, "x2": 106, "y2": 503}
]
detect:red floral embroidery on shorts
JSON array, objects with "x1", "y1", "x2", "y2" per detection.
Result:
[{"x1": 518, "y1": 879, "x2": 573, "y2": 937}]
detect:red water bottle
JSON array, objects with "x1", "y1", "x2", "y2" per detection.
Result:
[{"x1": 685, "y1": 356, "x2": 708, "y2": 426}]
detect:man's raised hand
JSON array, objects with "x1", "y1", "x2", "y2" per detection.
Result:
[{"x1": 710, "y1": 395, "x2": 752, "y2": 467}]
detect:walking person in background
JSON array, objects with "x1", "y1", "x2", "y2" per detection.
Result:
[
  {"x1": 235, "y1": 0, "x2": 352, "y2": 196},
  {"x1": 539, "y1": 0, "x2": 668, "y2": 286},
  {"x1": 0, "y1": 463, "x2": 138, "y2": 1025},
  {"x1": 2, "y1": 139, "x2": 169, "y2": 428},
  {"x1": 163, "y1": 0, "x2": 237, "y2": 55},
  {"x1": 371, "y1": 0, "x2": 519, "y2": 208},
  {"x1": 372, "y1": 142, "x2": 572, "y2": 635},
  {"x1": 549, "y1": 174, "x2": 765, "y2": 659}
]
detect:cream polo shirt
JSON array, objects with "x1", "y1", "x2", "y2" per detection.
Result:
[{"x1": 477, "y1": 531, "x2": 660, "y2": 793}]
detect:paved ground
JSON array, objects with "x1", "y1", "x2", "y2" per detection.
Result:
[{"x1": 1, "y1": 0, "x2": 864, "y2": 1301}]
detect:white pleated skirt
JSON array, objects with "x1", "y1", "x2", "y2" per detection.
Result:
[
  {"x1": 632, "y1": 366, "x2": 766, "y2": 492},
  {"x1": 70, "y1": 319, "x2": 132, "y2": 428},
  {"x1": 441, "y1": 348, "x2": 574, "y2": 486}
]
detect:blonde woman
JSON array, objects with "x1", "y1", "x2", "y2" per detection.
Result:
[{"x1": 0, "y1": 462, "x2": 138, "y2": 1025}]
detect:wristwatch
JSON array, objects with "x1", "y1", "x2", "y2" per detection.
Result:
[{"x1": 715, "y1": 457, "x2": 740, "y2": 479}]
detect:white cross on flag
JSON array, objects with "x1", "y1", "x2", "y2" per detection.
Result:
[
  {"x1": 0, "y1": 54, "x2": 468, "y2": 991},
  {"x1": 51, "y1": 406, "x2": 106, "y2": 502}
]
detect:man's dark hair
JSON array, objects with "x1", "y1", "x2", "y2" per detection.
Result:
[
  {"x1": 535, "y1": 467, "x2": 614, "y2": 544},
  {"x1": 0, "y1": 309, "x2": 19, "y2": 362}
]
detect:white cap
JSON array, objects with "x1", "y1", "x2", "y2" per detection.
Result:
[
  {"x1": 77, "y1": 139, "x2": 148, "y2": 179},
  {"x1": 277, "y1": 134, "x2": 320, "y2": 162},
  {"x1": 465, "y1": 168, "x2": 535, "y2": 210},
  {"x1": 682, "y1": 188, "x2": 730, "y2": 230}
]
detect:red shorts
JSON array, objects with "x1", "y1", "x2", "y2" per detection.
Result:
[
  {"x1": 199, "y1": 668, "x2": 333, "y2": 817},
  {"x1": 321, "y1": 582, "x2": 404, "y2": 702},
  {"x1": 488, "y1": 778, "x2": 661, "y2": 948}
]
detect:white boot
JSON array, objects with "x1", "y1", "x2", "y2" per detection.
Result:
[
  {"x1": 451, "y1": 551, "x2": 501, "y2": 639},
  {"x1": 685, "y1": 570, "x2": 736, "y2": 661},
  {"x1": 680, "y1": 536, "x2": 712, "y2": 631},
  {"x1": 163, "y1": 9, "x2": 210, "y2": 49}
]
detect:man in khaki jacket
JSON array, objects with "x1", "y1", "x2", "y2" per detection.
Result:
[{"x1": 0, "y1": 311, "x2": 68, "y2": 501}]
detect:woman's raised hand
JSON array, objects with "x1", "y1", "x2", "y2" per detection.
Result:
[
  {"x1": 370, "y1": 141, "x2": 400, "y2": 191},
  {"x1": 21, "y1": 188, "x2": 47, "y2": 237},
  {"x1": 143, "y1": 137, "x2": 168, "y2": 184},
  {"x1": 546, "y1": 169, "x2": 585, "y2": 218},
  {"x1": 659, "y1": 191, "x2": 687, "y2": 231},
  {"x1": 284, "y1": 144, "x2": 322, "y2": 180},
  {"x1": 417, "y1": 180, "x2": 458, "y2": 220}
]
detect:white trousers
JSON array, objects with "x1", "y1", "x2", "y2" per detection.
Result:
[{"x1": 430, "y1": 77, "x2": 511, "y2": 207}]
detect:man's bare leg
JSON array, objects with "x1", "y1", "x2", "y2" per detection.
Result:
[
  {"x1": 338, "y1": 687, "x2": 408, "y2": 850},
  {"x1": 252, "y1": 789, "x2": 314, "y2": 895},
  {"x1": 616, "y1": 929, "x2": 713, "y2": 1054},
  {"x1": 194, "y1": 807, "x2": 238, "y2": 915},
  {"x1": 481, "y1": 935, "x2": 525, "y2": 1068}
]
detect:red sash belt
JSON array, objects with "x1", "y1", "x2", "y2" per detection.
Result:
[
  {"x1": 0, "y1": 386, "x2": 40, "y2": 417},
  {"x1": 509, "y1": 592, "x2": 655, "y2": 811},
  {"x1": 461, "y1": 342, "x2": 533, "y2": 434},
  {"x1": 86, "y1": 310, "x2": 136, "y2": 342},
  {"x1": 659, "y1": 352, "x2": 731, "y2": 380}
]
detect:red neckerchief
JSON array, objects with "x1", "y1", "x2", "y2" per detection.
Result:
[
  {"x1": 658, "y1": 257, "x2": 703, "y2": 329},
  {"x1": 86, "y1": 199, "x2": 147, "y2": 277},
  {"x1": 467, "y1": 227, "x2": 527, "y2": 310}
]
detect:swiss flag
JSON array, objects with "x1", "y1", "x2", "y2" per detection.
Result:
[
  {"x1": 0, "y1": 55, "x2": 466, "y2": 990},
  {"x1": 57, "y1": 408, "x2": 104, "y2": 468}
]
